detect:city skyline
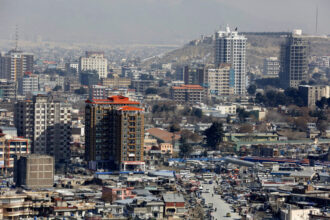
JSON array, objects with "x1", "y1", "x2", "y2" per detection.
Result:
[{"x1": 0, "y1": 0, "x2": 329, "y2": 45}]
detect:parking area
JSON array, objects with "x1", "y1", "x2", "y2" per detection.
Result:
[{"x1": 201, "y1": 182, "x2": 240, "y2": 220}]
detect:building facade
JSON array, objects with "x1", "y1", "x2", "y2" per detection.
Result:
[
  {"x1": 85, "y1": 95, "x2": 144, "y2": 171},
  {"x1": 0, "y1": 132, "x2": 30, "y2": 175},
  {"x1": 0, "y1": 50, "x2": 33, "y2": 81},
  {"x1": 101, "y1": 75, "x2": 131, "y2": 88},
  {"x1": 206, "y1": 64, "x2": 235, "y2": 97},
  {"x1": 170, "y1": 85, "x2": 205, "y2": 104},
  {"x1": 263, "y1": 57, "x2": 280, "y2": 77},
  {"x1": 299, "y1": 85, "x2": 330, "y2": 108},
  {"x1": 14, "y1": 154, "x2": 54, "y2": 189},
  {"x1": 18, "y1": 72, "x2": 39, "y2": 95},
  {"x1": 15, "y1": 95, "x2": 72, "y2": 163},
  {"x1": 79, "y1": 52, "x2": 108, "y2": 78},
  {"x1": 0, "y1": 79, "x2": 16, "y2": 100},
  {"x1": 214, "y1": 26, "x2": 247, "y2": 94},
  {"x1": 183, "y1": 64, "x2": 205, "y2": 86},
  {"x1": 280, "y1": 30, "x2": 309, "y2": 88}
]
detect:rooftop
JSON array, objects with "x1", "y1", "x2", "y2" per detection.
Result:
[
  {"x1": 147, "y1": 128, "x2": 180, "y2": 143},
  {"x1": 86, "y1": 95, "x2": 140, "y2": 105},
  {"x1": 163, "y1": 193, "x2": 185, "y2": 203}
]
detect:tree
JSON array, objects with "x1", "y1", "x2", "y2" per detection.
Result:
[
  {"x1": 237, "y1": 108, "x2": 251, "y2": 122},
  {"x1": 169, "y1": 123, "x2": 180, "y2": 132},
  {"x1": 192, "y1": 108, "x2": 203, "y2": 118},
  {"x1": 179, "y1": 137, "x2": 192, "y2": 158},
  {"x1": 294, "y1": 117, "x2": 308, "y2": 131},
  {"x1": 203, "y1": 122, "x2": 224, "y2": 150},
  {"x1": 316, "y1": 97, "x2": 328, "y2": 109},
  {"x1": 317, "y1": 120, "x2": 328, "y2": 133},
  {"x1": 247, "y1": 85, "x2": 257, "y2": 95}
]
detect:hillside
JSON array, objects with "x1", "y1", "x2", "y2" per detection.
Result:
[{"x1": 143, "y1": 33, "x2": 330, "y2": 68}]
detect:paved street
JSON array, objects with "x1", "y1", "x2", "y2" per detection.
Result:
[{"x1": 201, "y1": 183, "x2": 240, "y2": 220}]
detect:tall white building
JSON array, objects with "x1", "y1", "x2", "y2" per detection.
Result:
[
  {"x1": 79, "y1": 52, "x2": 108, "y2": 78},
  {"x1": 15, "y1": 95, "x2": 72, "y2": 163},
  {"x1": 215, "y1": 26, "x2": 247, "y2": 95}
]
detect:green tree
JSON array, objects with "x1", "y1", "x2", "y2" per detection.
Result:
[
  {"x1": 203, "y1": 122, "x2": 224, "y2": 150},
  {"x1": 247, "y1": 85, "x2": 257, "y2": 95}
]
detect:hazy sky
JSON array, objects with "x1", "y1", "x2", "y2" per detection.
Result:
[{"x1": 0, "y1": 0, "x2": 329, "y2": 45}]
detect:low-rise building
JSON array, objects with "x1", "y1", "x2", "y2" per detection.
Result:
[
  {"x1": 163, "y1": 193, "x2": 186, "y2": 218},
  {"x1": 215, "y1": 104, "x2": 237, "y2": 115},
  {"x1": 102, "y1": 186, "x2": 136, "y2": 203},
  {"x1": 170, "y1": 85, "x2": 205, "y2": 104}
]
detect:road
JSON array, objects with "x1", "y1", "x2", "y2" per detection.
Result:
[{"x1": 201, "y1": 183, "x2": 240, "y2": 220}]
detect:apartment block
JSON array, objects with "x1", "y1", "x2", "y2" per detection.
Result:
[
  {"x1": 85, "y1": 95, "x2": 144, "y2": 171},
  {"x1": 18, "y1": 72, "x2": 39, "y2": 95},
  {"x1": 0, "y1": 50, "x2": 33, "y2": 81},
  {"x1": 14, "y1": 154, "x2": 54, "y2": 189},
  {"x1": 206, "y1": 64, "x2": 235, "y2": 97},
  {"x1": 0, "y1": 79, "x2": 16, "y2": 100},
  {"x1": 0, "y1": 131, "x2": 30, "y2": 175},
  {"x1": 170, "y1": 85, "x2": 205, "y2": 104},
  {"x1": 215, "y1": 26, "x2": 247, "y2": 94},
  {"x1": 15, "y1": 95, "x2": 72, "y2": 163},
  {"x1": 299, "y1": 85, "x2": 330, "y2": 108},
  {"x1": 101, "y1": 75, "x2": 131, "y2": 88},
  {"x1": 263, "y1": 57, "x2": 280, "y2": 77},
  {"x1": 183, "y1": 64, "x2": 205, "y2": 86},
  {"x1": 280, "y1": 30, "x2": 309, "y2": 88},
  {"x1": 79, "y1": 51, "x2": 108, "y2": 78}
]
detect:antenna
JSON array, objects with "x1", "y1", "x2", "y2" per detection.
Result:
[
  {"x1": 315, "y1": 6, "x2": 318, "y2": 34},
  {"x1": 15, "y1": 25, "x2": 19, "y2": 51}
]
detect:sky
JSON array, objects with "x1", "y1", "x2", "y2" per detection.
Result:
[{"x1": 0, "y1": 0, "x2": 329, "y2": 45}]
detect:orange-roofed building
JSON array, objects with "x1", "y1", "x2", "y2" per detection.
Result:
[
  {"x1": 85, "y1": 95, "x2": 145, "y2": 171},
  {"x1": 170, "y1": 84, "x2": 205, "y2": 104}
]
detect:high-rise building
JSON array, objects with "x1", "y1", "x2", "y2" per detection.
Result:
[
  {"x1": 299, "y1": 85, "x2": 330, "y2": 108},
  {"x1": 206, "y1": 64, "x2": 235, "y2": 97},
  {"x1": 183, "y1": 64, "x2": 205, "y2": 86},
  {"x1": 0, "y1": 50, "x2": 33, "y2": 81},
  {"x1": 14, "y1": 154, "x2": 54, "y2": 189},
  {"x1": 85, "y1": 95, "x2": 145, "y2": 171},
  {"x1": 15, "y1": 95, "x2": 72, "y2": 163},
  {"x1": 263, "y1": 57, "x2": 280, "y2": 77},
  {"x1": 79, "y1": 51, "x2": 108, "y2": 78},
  {"x1": 214, "y1": 26, "x2": 247, "y2": 95},
  {"x1": 280, "y1": 30, "x2": 309, "y2": 88},
  {"x1": 18, "y1": 72, "x2": 39, "y2": 95},
  {"x1": 0, "y1": 79, "x2": 16, "y2": 100}
]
